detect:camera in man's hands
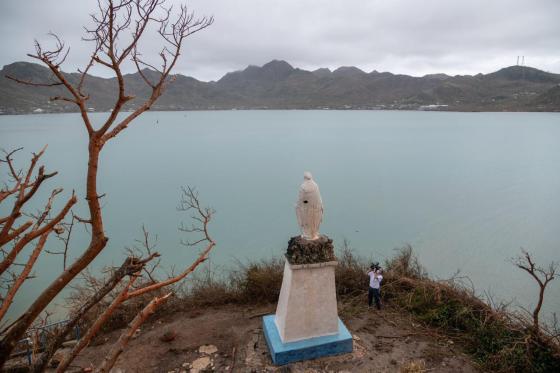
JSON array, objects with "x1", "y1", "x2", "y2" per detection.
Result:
[{"x1": 370, "y1": 262, "x2": 381, "y2": 271}]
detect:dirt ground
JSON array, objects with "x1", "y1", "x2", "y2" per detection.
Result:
[{"x1": 59, "y1": 303, "x2": 479, "y2": 373}]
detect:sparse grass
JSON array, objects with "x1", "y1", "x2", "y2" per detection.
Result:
[
  {"x1": 68, "y1": 245, "x2": 560, "y2": 372},
  {"x1": 232, "y1": 258, "x2": 285, "y2": 304},
  {"x1": 400, "y1": 359, "x2": 427, "y2": 373},
  {"x1": 381, "y1": 246, "x2": 560, "y2": 373}
]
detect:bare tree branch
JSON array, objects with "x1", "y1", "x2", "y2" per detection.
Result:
[
  {"x1": 513, "y1": 249, "x2": 558, "y2": 334},
  {"x1": 30, "y1": 253, "x2": 159, "y2": 372},
  {"x1": 0, "y1": 192, "x2": 77, "y2": 276},
  {"x1": 4, "y1": 75, "x2": 63, "y2": 87},
  {"x1": 55, "y1": 275, "x2": 139, "y2": 373},
  {"x1": 97, "y1": 292, "x2": 172, "y2": 372},
  {"x1": 0, "y1": 232, "x2": 51, "y2": 321}
]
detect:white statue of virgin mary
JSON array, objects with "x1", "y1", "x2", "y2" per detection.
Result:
[{"x1": 295, "y1": 172, "x2": 323, "y2": 240}]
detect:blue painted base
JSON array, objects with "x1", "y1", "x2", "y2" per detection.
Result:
[{"x1": 262, "y1": 315, "x2": 353, "y2": 365}]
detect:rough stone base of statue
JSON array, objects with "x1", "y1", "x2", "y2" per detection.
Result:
[{"x1": 262, "y1": 235, "x2": 353, "y2": 365}]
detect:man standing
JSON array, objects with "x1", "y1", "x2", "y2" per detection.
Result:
[{"x1": 367, "y1": 263, "x2": 383, "y2": 310}]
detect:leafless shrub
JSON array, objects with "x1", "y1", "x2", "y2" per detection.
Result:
[
  {"x1": 513, "y1": 249, "x2": 557, "y2": 334},
  {"x1": 385, "y1": 244, "x2": 426, "y2": 279}
]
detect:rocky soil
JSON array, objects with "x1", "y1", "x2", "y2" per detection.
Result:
[{"x1": 51, "y1": 303, "x2": 479, "y2": 373}]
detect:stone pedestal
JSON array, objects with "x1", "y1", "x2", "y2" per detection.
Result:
[
  {"x1": 275, "y1": 260, "x2": 339, "y2": 341},
  {"x1": 263, "y1": 236, "x2": 352, "y2": 365}
]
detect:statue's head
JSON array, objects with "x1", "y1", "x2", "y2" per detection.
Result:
[{"x1": 303, "y1": 171, "x2": 313, "y2": 181}]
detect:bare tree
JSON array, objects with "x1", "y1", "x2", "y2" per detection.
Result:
[
  {"x1": 0, "y1": 0, "x2": 212, "y2": 366},
  {"x1": 29, "y1": 187, "x2": 214, "y2": 371},
  {"x1": 54, "y1": 187, "x2": 215, "y2": 372},
  {"x1": 0, "y1": 148, "x2": 76, "y2": 323},
  {"x1": 513, "y1": 249, "x2": 558, "y2": 334}
]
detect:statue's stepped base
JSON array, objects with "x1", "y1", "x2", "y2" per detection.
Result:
[{"x1": 262, "y1": 315, "x2": 353, "y2": 365}]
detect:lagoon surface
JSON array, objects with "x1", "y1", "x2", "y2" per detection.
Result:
[{"x1": 1, "y1": 110, "x2": 559, "y2": 321}]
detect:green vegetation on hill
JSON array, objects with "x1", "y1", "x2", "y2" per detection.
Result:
[{"x1": 2, "y1": 61, "x2": 560, "y2": 114}]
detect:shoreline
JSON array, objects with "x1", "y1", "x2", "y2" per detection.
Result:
[{"x1": 2, "y1": 108, "x2": 560, "y2": 116}]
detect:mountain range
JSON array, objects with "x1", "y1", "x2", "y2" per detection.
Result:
[{"x1": 1, "y1": 60, "x2": 559, "y2": 114}]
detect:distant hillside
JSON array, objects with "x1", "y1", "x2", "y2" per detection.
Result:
[{"x1": 1, "y1": 60, "x2": 560, "y2": 114}]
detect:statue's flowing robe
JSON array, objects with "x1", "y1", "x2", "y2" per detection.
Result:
[{"x1": 295, "y1": 178, "x2": 323, "y2": 240}]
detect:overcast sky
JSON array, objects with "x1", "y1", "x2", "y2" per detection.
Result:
[{"x1": 1, "y1": 0, "x2": 559, "y2": 81}]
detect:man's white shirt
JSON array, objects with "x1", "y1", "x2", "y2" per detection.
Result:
[{"x1": 368, "y1": 271, "x2": 383, "y2": 289}]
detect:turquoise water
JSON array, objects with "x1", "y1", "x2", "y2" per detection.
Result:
[{"x1": 1, "y1": 110, "x2": 559, "y2": 322}]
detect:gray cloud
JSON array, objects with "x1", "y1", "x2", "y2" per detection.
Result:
[{"x1": 1, "y1": 0, "x2": 559, "y2": 81}]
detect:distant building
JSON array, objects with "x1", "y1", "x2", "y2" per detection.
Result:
[{"x1": 418, "y1": 104, "x2": 448, "y2": 111}]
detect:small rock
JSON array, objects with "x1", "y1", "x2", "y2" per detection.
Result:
[
  {"x1": 132, "y1": 328, "x2": 141, "y2": 339},
  {"x1": 182, "y1": 362, "x2": 189, "y2": 368},
  {"x1": 191, "y1": 356, "x2": 211, "y2": 373},
  {"x1": 448, "y1": 339, "x2": 454, "y2": 345},
  {"x1": 199, "y1": 344, "x2": 218, "y2": 354},
  {"x1": 160, "y1": 329, "x2": 177, "y2": 342},
  {"x1": 352, "y1": 334, "x2": 361, "y2": 341}
]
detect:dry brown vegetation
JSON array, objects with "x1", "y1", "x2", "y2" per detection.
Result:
[
  {"x1": 382, "y1": 247, "x2": 559, "y2": 373},
  {"x1": 400, "y1": 359, "x2": 427, "y2": 373},
  {"x1": 71, "y1": 245, "x2": 558, "y2": 373}
]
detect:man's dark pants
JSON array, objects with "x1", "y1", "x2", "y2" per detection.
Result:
[{"x1": 368, "y1": 287, "x2": 381, "y2": 309}]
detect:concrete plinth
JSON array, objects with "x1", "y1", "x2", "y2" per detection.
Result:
[
  {"x1": 275, "y1": 260, "x2": 339, "y2": 342},
  {"x1": 263, "y1": 234, "x2": 353, "y2": 365},
  {"x1": 262, "y1": 315, "x2": 353, "y2": 365},
  {"x1": 262, "y1": 252, "x2": 353, "y2": 365}
]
